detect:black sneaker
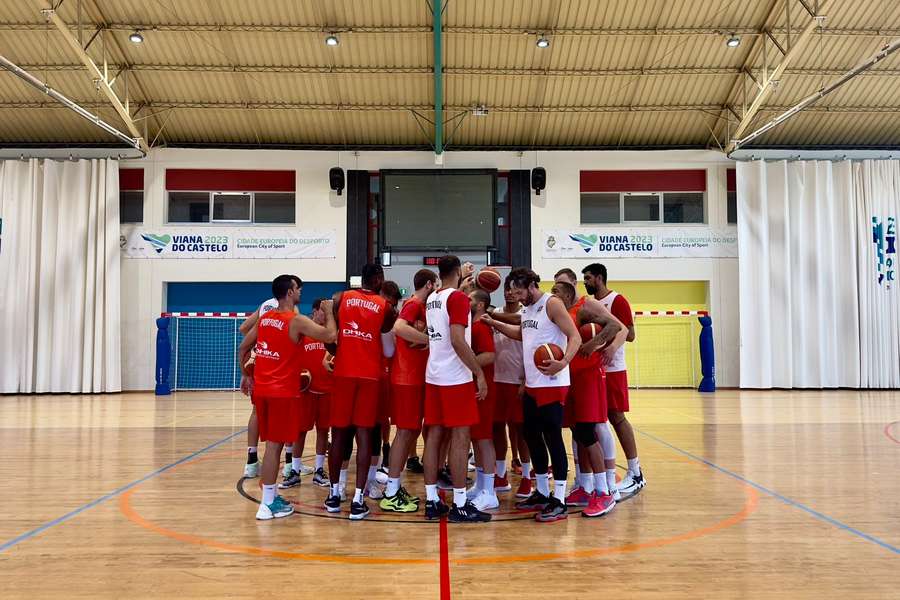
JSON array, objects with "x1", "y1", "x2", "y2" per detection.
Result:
[
  {"x1": 278, "y1": 469, "x2": 301, "y2": 489},
  {"x1": 535, "y1": 497, "x2": 568, "y2": 522},
  {"x1": 437, "y1": 467, "x2": 454, "y2": 490},
  {"x1": 448, "y1": 501, "x2": 492, "y2": 523},
  {"x1": 312, "y1": 467, "x2": 330, "y2": 487},
  {"x1": 515, "y1": 491, "x2": 551, "y2": 512},
  {"x1": 350, "y1": 500, "x2": 370, "y2": 520},
  {"x1": 425, "y1": 499, "x2": 450, "y2": 520},
  {"x1": 324, "y1": 494, "x2": 342, "y2": 513},
  {"x1": 406, "y1": 456, "x2": 425, "y2": 474}
]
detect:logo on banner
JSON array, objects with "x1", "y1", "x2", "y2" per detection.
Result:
[
  {"x1": 568, "y1": 233, "x2": 598, "y2": 253},
  {"x1": 141, "y1": 233, "x2": 172, "y2": 254},
  {"x1": 872, "y1": 216, "x2": 897, "y2": 289}
]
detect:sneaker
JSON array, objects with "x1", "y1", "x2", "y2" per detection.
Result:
[
  {"x1": 511, "y1": 458, "x2": 522, "y2": 475},
  {"x1": 494, "y1": 474, "x2": 512, "y2": 492},
  {"x1": 466, "y1": 485, "x2": 482, "y2": 500},
  {"x1": 515, "y1": 490, "x2": 551, "y2": 512},
  {"x1": 536, "y1": 497, "x2": 568, "y2": 522},
  {"x1": 380, "y1": 492, "x2": 419, "y2": 513},
  {"x1": 583, "y1": 492, "x2": 616, "y2": 518},
  {"x1": 406, "y1": 456, "x2": 425, "y2": 474},
  {"x1": 278, "y1": 469, "x2": 301, "y2": 489},
  {"x1": 449, "y1": 501, "x2": 492, "y2": 523},
  {"x1": 617, "y1": 471, "x2": 646, "y2": 499},
  {"x1": 612, "y1": 486, "x2": 622, "y2": 502},
  {"x1": 564, "y1": 486, "x2": 591, "y2": 507},
  {"x1": 282, "y1": 463, "x2": 293, "y2": 479},
  {"x1": 243, "y1": 461, "x2": 260, "y2": 479},
  {"x1": 437, "y1": 467, "x2": 454, "y2": 490},
  {"x1": 515, "y1": 477, "x2": 533, "y2": 498},
  {"x1": 399, "y1": 487, "x2": 420, "y2": 503},
  {"x1": 256, "y1": 496, "x2": 294, "y2": 520},
  {"x1": 366, "y1": 482, "x2": 385, "y2": 500},
  {"x1": 324, "y1": 494, "x2": 342, "y2": 513},
  {"x1": 312, "y1": 467, "x2": 330, "y2": 487},
  {"x1": 350, "y1": 500, "x2": 370, "y2": 520},
  {"x1": 298, "y1": 464, "x2": 314, "y2": 476},
  {"x1": 472, "y1": 491, "x2": 500, "y2": 511},
  {"x1": 375, "y1": 467, "x2": 389, "y2": 484},
  {"x1": 425, "y1": 498, "x2": 450, "y2": 520}
]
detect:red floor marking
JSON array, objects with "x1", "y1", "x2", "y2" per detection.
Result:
[
  {"x1": 439, "y1": 517, "x2": 451, "y2": 599},
  {"x1": 885, "y1": 422, "x2": 900, "y2": 445}
]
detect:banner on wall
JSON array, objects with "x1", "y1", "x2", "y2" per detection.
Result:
[
  {"x1": 541, "y1": 228, "x2": 738, "y2": 259},
  {"x1": 120, "y1": 226, "x2": 337, "y2": 259}
]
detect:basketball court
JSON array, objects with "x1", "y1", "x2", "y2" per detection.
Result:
[{"x1": 1, "y1": 1, "x2": 900, "y2": 599}]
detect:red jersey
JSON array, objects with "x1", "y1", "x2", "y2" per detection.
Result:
[
  {"x1": 334, "y1": 289, "x2": 388, "y2": 380},
  {"x1": 608, "y1": 294, "x2": 634, "y2": 328},
  {"x1": 569, "y1": 310, "x2": 601, "y2": 374},
  {"x1": 254, "y1": 310, "x2": 303, "y2": 398},
  {"x1": 302, "y1": 335, "x2": 333, "y2": 393},
  {"x1": 391, "y1": 297, "x2": 428, "y2": 386},
  {"x1": 470, "y1": 319, "x2": 496, "y2": 384},
  {"x1": 568, "y1": 295, "x2": 587, "y2": 323}
]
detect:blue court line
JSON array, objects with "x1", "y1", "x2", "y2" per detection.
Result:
[
  {"x1": 635, "y1": 427, "x2": 900, "y2": 555},
  {"x1": 0, "y1": 428, "x2": 247, "y2": 553}
]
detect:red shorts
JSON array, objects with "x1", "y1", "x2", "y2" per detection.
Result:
[
  {"x1": 424, "y1": 382, "x2": 479, "y2": 428},
  {"x1": 495, "y1": 382, "x2": 523, "y2": 424},
  {"x1": 378, "y1": 377, "x2": 391, "y2": 426},
  {"x1": 470, "y1": 380, "x2": 496, "y2": 440},
  {"x1": 564, "y1": 368, "x2": 606, "y2": 427},
  {"x1": 255, "y1": 395, "x2": 300, "y2": 444},
  {"x1": 606, "y1": 370, "x2": 629, "y2": 413},
  {"x1": 331, "y1": 376, "x2": 380, "y2": 428},
  {"x1": 391, "y1": 384, "x2": 425, "y2": 431},
  {"x1": 298, "y1": 391, "x2": 330, "y2": 433},
  {"x1": 525, "y1": 386, "x2": 569, "y2": 407}
]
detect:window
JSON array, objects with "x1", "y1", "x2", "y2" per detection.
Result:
[
  {"x1": 581, "y1": 193, "x2": 620, "y2": 224},
  {"x1": 727, "y1": 191, "x2": 737, "y2": 224},
  {"x1": 166, "y1": 191, "x2": 296, "y2": 224},
  {"x1": 663, "y1": 192, "x2": 704, "y2": 224},
  {"x1": 624, "y1": 194, "x2": 660, "y2": 222},
  {"x1": 120, "y1": 190, "x2": 143, "y2": 223}
]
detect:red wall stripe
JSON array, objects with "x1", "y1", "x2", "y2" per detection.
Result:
[
  {"x1": 726, "y1": 168, "x2": 736, "y2": 192},
  {"x1": 580, "y1": 169, "x2": 707, "y2": 193},
  {"x1": 119, "y1": 169, "x2": 144, "y2": 191},
  {"x1": 165, "y1": 169, "x2": 296, "y2": 192}
]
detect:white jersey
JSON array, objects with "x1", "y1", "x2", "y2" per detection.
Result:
[
  {"x1": 595, "y1": 291, "x2": 627, "y2": 373},
  {"x1": 258, "y1": 298, "x2": 278, "y2": 316},
  {"x1": 493, "y1": 306, "x2": 525, "y2": 385},
  {"x1": 425, "y1": 288, "x2": 472, "y2": 386},
  {"x1": 521, "y1": 293, "x2": 570, "y2": 388}
]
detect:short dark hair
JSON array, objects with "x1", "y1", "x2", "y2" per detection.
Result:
[
  {"x1": 291, "y1": 275, "x2": 303, "y2": 289},
  {"x1": 381, "y1": 280, "x2": 401, "y2": 302},
  {"x1": 554, "y1": 268, "x2": 577, "y2": 283},
  {"x1": 551, "y1": 280, "x2": 576, "y2": 303},
  {"x1": 506, "y1": 267, "x2": 540, "y2": 290},
  {"x1": 361, "y1": 263, "x2": 384, "y2": 289},
  {"x1": 438, "y1": 255, "x2": 461, "y2": 279},
  {"x1": 413, "y1": 269, "x2": 438, "y2": 291},
  {"x1": 470, "y1": 289, "x2": 491, "y2": 310},
  {"x1": 272, "y1": 274, "x2": 296, "y2": 300},
  {"x1": 312, "y1": 297, "x2": 327, "y2": 311},
  {"x1": 581, "y1": 263, "x2": 608, "y2": 284}
]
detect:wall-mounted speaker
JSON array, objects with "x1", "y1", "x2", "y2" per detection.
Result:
[
  {"x1": 329, "y1": 167, "x2": 345, "y2": 196},
  {"x1": 531, "y1": 167, "x2": 546, "y2": 195}
]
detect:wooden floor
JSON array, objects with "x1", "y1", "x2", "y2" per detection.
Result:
[{"x1": 1, "y1": 389, "x2": 898, "y2": 599}]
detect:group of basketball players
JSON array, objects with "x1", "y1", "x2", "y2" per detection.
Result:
[{"x1": 237, "y1": 256, "x2": 645, "y2": 524}]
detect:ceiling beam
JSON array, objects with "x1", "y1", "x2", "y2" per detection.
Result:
[{"x1": 36, "y1": 3, "x2": 149, "y2": 152}]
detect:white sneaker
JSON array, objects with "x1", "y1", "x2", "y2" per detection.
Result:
[
  {"x1": 375, "y1": 469, "x2": 389, "y2": 485},
  {"x1": 256, "y1": 497, "x2": 294, "y2": 520},
  {"x1": 473, "y1": 491, "x2": 500, "y2": 511},
  {"x1": 466, "y1": 486, "x2": 482, "y2": 500},
  {"x1": 243, "y1": 461, "x2": 260, "y2": 478},
  {"x1": 299, "y1": 464, "x2": 314, "y2": 476},
  {"x1": 282, "y1": 463, "x2": 293, "y2": 479},
  {"x1": 617, "y1": 471, "x2": 646, "y2": 499},
  {"x1": 611, "y1": 486, "x2": 622, "y2": 502},
  {"x1": 366, "y1": 482, "x2": 385, "y2": 499}
]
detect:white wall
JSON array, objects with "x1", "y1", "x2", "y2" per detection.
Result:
[{"x1": 121, "y1": 148, "x2": 737, "y2": 390}]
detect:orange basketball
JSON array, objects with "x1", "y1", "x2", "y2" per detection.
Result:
[
  {"x1": 533, "y1": 343, "x2": 564, "y2": 368},
  {"x1": 323, "y1": 352, "x2": 335, "y2": 373},
  {"x1": 242, "y1": 349, "x2": 256, "y2": 377},
  {"x1": 579, "y1": 322, "x2": 601, "y2": 343},
  {"x1": 300, "y1": 368, "x2": 312, "y2": 392},
  {"x1": 476, "y1": 267, "x2": 502, "y2": 293}
]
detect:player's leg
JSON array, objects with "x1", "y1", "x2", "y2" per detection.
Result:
[
  {"x1": 255, "y1": 396, "x2": 294, "y2": 520},
  {"x1": 607, "y1": 371, "x2": 644, "y2": 496},
  {"x1": 572, "y1": 421, "x2": 615, "y2": 518},
  {"x1": 535, "y1": 400, "x2": 568, "y2": 522},
  {"x1": 492, "y1": 422, "x2": 511, "y2": 490},
  {"x1": 381, "y1": 384, "x2": 422, "y2": 512},
  {"x1": 312, "y1": 393, "x2": 330, "y2": 486},
  {"x1": 517, "y1": 392, "x2": 551, "y2": 510},
  {"x1": 423, "y1": 422, "x2": 449, "y2": 520},
  {"x1": 244, "y1": 404, "x2": 261, "y2": 478}
]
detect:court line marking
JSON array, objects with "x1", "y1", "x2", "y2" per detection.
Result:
[
  {"x1": 885, "y1": 421, "x2": 900, "y2": 445},
  {"x1": 439, "y1": 518, "x2": 451, "y2": 600},
  {"x1": 0, "y1": 428, "x2": 247, "y2": 553},
  {"x1": 635, "y1": 427, "x2": 900, "y2": 555}
]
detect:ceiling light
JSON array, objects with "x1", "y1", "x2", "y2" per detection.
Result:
[
  {"x1": 129, "y1": 30, "x2": 144, "y2": 44},
  {"x1": 536, "y1": 35, "x2": 550, "y2": 49},
  {"x1": 325, "y1": 34, "x2": 340, "y2": 46},
  {"x1": 726, "y1": 34, "x2": 741, "y2": 48}
]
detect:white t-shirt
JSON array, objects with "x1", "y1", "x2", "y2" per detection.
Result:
[
  {"x1": 521, "y1": 293, "x2": 570, "y2": 389},
  {"x1": 425, "y1": 288, "x2": 472, "y2": 386},
  {"x1": 493, "y1": 306, "x2": 525, "y2": 385}
]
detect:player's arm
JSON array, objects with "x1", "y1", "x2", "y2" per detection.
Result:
[
  {"x1": 393, "y1": 318, "x2": 429, "y2": 346},
  {"x1": 292, "y1": 300, "x2": 337, "y2": 344},
  {"x1": 325, "y1": 291, "x2": 343, "y2": 354},
  {"x1": 475, "y1": 350, "x2": 495, "y2": 368},
  {"x1": 381, "y1": 305, "x2": 398, "y2": 334},
  {"x1": 577, "y1": 301, "x2": 626, "y2": 355},
  {"x1": 626, "y1": 324, "x2": 636, "y2": 343},
  {"x1": 238, "y1": 323, "x2": 258, "y2": 371},
  {"x1": 480, "y1": 313, "x2": 522, "y2": 340},
  {"x1": 489, "y1": 311, "x2": 522, "y2": 326},
  {"x1": 450, "y1": 323, "x2": 488, "y2": 400},
  {"x1": 238, "y1": 309, "x2": 260, "y2": 335},
  {"x1": 541, "y1": 296, "x2": 580, "y2": 376},
  {"x1": 382, "y1": 332, "x2": 396, "y2": 358},
  {"x1": 473, "y1": 324, "x2": 496, "y2": 368}
]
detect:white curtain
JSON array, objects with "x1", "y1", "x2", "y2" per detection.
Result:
[
  {"x1": 854, "y1": 161, "x2": 900, "y2": 387},
  {"x1": 737, "y1": 160, "x2": 860, "y2": 388},
  {"x1": 0, "y1": 159, "x2": 121, "y2": 393}
]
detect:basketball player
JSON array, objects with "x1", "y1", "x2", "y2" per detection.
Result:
[
  {"x1": 483, "y1": 268, "x2": 581, "y2": 522},
  {"x1": 423, "y1": 255, "x2": 491, "y2": 523},
  {"x1": 551, "y1": 281, "x2": 625, "y2": 517},
  {"x1": 239, "y1": 277, "x2": 300, "y2": 479},
  {"x1": 492, "y1": 281, "x2": 533, "y2": 498},
  {"x1": 237, "y1": 275, "x2": 336, "y2": 520},
  {"x1": 324, "y1": 264, "x2": 397, "y2": 520},
  {"x1": 466, "y1": 289, "x2": 499, "y2": 511},
  {"x1": 582, "y1": 263, "x2": 645, "y2": 498},
  {"x1": 279, "y1": 298, "x2": 332, "y2": 489}
]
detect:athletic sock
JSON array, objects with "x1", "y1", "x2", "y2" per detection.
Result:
[
  {"x1": 453, "y1": 487, "x2": 467, "y2": 507},
  {"x1": 247, "y1": 447, "x2": 258, "y2": 464},
  {"x1": 594, "y1": 473, "x2": 609, "y2": 496},
  {"x1": 386, "y1": 477, "x2": 401, "y2": 497},
  {"x1": 315, "y1": 454, "x2": 326, "y2": 470},
  {"x1": 284, "y1": 445, "x2": 293, "y2": 464},
  {"x1": 426, "y1": 484, "x2": 439, "y2": 502},
  {"x1": 339, "y1": 469, "x2": 348, "y2": 487},
  {"x1": 292, "y1": 457, "x2": 302, "y2": 472},
  {"x1": 628, "y1": 457, "x2": 641, "y2": 476},
  {"x1": 262, "y1": 484, "x2": 276, "y2": 506},
  {"x1": 521, "y1": 461, "x2": 532, "y2": 479},
  {"x1": 583, "y1": 474, "x2": 595, "y2": 494},
  {"x1": 496, "y1": 460, "x2": 507, "y2": 478},
  {"x1": 331, "y1": 483, "x2": 341, "y2": 497},
  {"x1": 536, "y1": 473, "x2": 550, "y2": 496},
  {"x1": 353, "y1": 488, "x2": 363, "y2": 504},
  {"x1": 474, "y1": 467, "x2": 484, "y2": 493},
  {"x1": 483, "y1": 472, "x2": 495, "y2": 495},
  {"x1": 554, "y1": 479, "x2": 567, "y2": 500},
  {"x1": 606, "y1": 469, "x2": 617, "y2": 491}
]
